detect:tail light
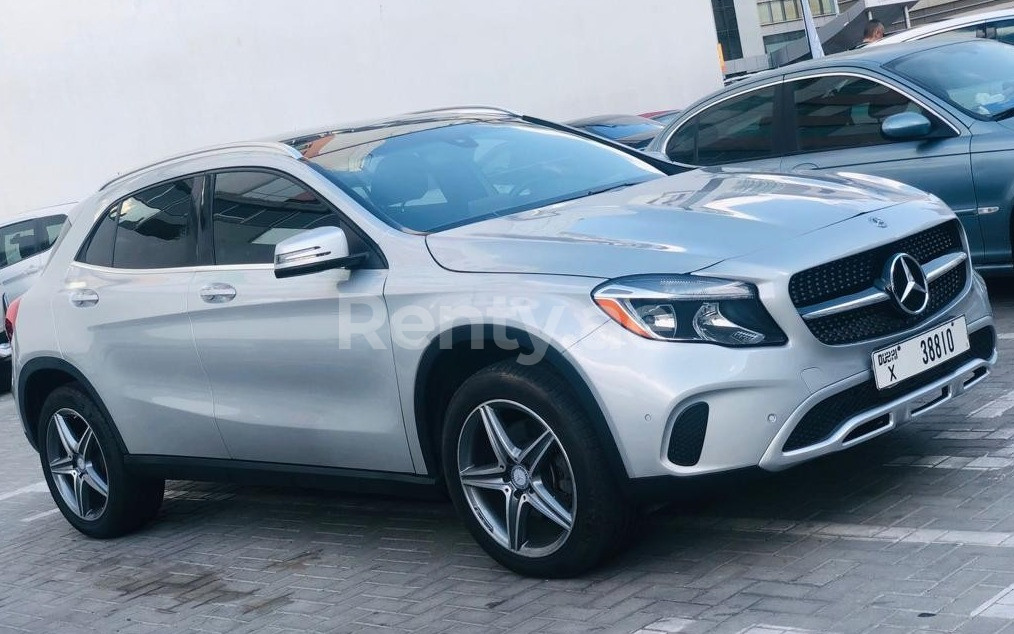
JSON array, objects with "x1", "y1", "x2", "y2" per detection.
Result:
[{"x1": 5, "y1": 297, "x2": 21, "y2": 341}]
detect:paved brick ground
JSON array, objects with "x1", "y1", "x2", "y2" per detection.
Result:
[{"x1": 2, "y1": 282, "x2": 1014, "y2": 633}]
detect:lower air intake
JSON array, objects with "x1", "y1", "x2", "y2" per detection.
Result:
[{"x1": 667, "y1": 403, "x2": 708, "y2": 467}]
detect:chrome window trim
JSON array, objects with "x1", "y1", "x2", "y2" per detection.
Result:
[
  {"x1": 72, "y1": 261, "x2": 274, "y2": 275},
  {"x1": 99, "y1": 142, "x2": 303, "y2": 191}
]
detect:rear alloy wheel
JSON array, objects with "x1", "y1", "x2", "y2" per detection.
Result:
[
  {"x1": 46, "y1": 408, "x2": 110, "y2": 520},
  {"x1": 443, "y1": 361, "x2": 631, "y2": 577},
  {"x1": 39, "y1": 385, "x2": 164, "y2": 538}
]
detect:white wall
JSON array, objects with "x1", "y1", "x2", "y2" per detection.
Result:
[
  {"x1": 0, "y1": 0, "x2": 722, "y2": 215},
  {"x1": 733, "y1": 0, "x2": 768, "y2": 59}
]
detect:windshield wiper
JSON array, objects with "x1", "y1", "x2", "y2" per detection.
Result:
[
  {"x1": 991, "y1": 106, "x2": 1014, "y2": 121},
  {"x1": 584, "y1": 180, "x2": 650, "y2": 197}
]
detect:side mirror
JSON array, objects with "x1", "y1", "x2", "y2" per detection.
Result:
[
  {"x1": 274, "y1": 226, "x2": 366, "y2": 279},
  {"x1": 881, "y1": 112, "x2": 932, "y2": 140}
]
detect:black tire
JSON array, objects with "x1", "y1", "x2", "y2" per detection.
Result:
[
  {"x1": 442, "y1": 360, "x2": 632, "y2": 577},
  {"x1": 0, "y1": 360, "x2": 11, "y2": 394},
  {"x1": 37, "y1": 384, "x2": 164, "y2": 538}
]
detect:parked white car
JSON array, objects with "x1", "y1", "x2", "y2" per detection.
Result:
[
  {"x1": 0, "y1": 205, "x2": 72, "y2": 377},
  {"x1": 872, "y1": 9, "x2": 1014, "y2": 47}
]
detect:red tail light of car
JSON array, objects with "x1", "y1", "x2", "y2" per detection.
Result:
[{"x1": 5, "y1": 297, "x2": 21, "y2": 341}]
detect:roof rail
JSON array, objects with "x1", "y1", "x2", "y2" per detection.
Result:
[
  {"x1": 401, "y1": 105, "x2": 521, "y2": 118},
  {"x1": 99, "y1": 141, "x2": 303, "y2": 191}
]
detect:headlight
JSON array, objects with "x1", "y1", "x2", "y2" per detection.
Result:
[{"x1": 592, "y1": 275, "x2": 787, "y2": 346}]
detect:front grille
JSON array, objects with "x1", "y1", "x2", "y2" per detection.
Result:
[
  {"x1": 790, "y1": 220, "x2": 967, "y2": 345},
  {"x1": 805, "y1": 265, "x2": 966, "y2": 345},
  {"x1": 783, "y1": 326, "x2": 995, "y2": 452}
]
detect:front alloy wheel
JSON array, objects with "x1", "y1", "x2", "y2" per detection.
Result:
[
  {"x1": 458, "y1": 400, "x2": 576, "y2": 557},
  {"x1": 443, "y1": 361, "x2": 632, "y2": 577}
]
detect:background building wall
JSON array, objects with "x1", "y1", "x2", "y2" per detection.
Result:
[
  {"x1": 733, "y1": 0, "x2": 770, "y2": 57},
  {"x1": 905, "y1": 0, "x2": 1014, "y2": 24},
  {"x1": 0, "y1": 0, "x2": 723, "y2": 216}
]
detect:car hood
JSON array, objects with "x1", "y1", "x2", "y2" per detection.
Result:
[{"x1": 425, "y1": 169, "x2": 929, "y2": 278}]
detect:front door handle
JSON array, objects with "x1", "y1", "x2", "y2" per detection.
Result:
[
  {"x1": 199, "y1": 283, "x2": 237, "y2": 304},
  {"x1": 789, "y1": 163, "x2": 819, "y2": 171},
  {"x1": 69, "y1": 289, "x2": 99, "y2": 307}
]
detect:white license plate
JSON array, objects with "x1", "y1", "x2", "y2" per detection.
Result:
[{"x1": 872, "y1": 317, "x2": 969, "y2": 390}]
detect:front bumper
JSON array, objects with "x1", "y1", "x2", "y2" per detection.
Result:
[{"x1": 564, "y1": 271, "x2": 995, "y2": 480}]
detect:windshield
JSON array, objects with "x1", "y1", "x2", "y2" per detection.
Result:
[
  {"x1": 306, "y1": 120, "x2": 663, "y2": 232},
  {"x1": 887, "y1": 40, "x2": 1014, "y2": 119}
]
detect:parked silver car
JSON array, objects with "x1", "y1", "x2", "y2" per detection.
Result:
[
  {"x1": 0, "y1": 205, "x2": 71, "y2": 378},
  {"x1": 9, "y1": 108, "x2": 996, "y2": 576},
  {"x1": 647, "y1": 39, "x2": 1014, "y2": 273}
]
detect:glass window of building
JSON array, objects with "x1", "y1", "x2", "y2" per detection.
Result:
[
  {"x1": 758, "y1": 0, "x2": 836, "y2": 27},
  {"x1": 712, "y1": 0, "x2": 744, "y2": 60}
]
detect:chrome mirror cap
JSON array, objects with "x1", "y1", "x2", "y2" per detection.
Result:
[{"x1": 274, "y1": 226, "x2": 356, "y2": 279}]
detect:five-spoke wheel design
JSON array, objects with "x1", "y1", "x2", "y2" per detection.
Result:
[
  {"x1": 45, "y1": 408, "x2": 109, "y2": 521},
  {"x1": 457, "y1": 399, "x2": 576, "y2": 557}
]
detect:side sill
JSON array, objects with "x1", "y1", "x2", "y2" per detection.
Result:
[{"x1": 124, "y1": 455, "x2": 444, "y2": 500}]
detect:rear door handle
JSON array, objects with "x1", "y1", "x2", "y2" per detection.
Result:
[
  {"x1": 789, "y1": 163, "x2": 819, "y2": 171},
  {"x1": 199, "y1": 283, "x2": 237, "y2": 303},
  {"x1": 69, "y1": 289, "x2": 99, "y2": 307}
]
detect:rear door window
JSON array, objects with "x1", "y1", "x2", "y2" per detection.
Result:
[
  {"x1": 0, "y1": 220, "x2": 38, "y2": 269},
  {"x1": 667, "y1": 85, "x2": 779, "y2": 166},
  {"x1": 113, "y1": 179, "x2": 199, "y2": 269},
  {"x1": 77, "y1": 179, "x2": 199, "y2": 269}
]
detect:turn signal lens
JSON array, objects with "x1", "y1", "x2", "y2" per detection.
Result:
[{"x1": 593, "y1": 297, "x2": 653, "y2": 338}]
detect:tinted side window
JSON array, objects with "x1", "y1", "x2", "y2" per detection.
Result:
[
  {"x1": 38, "y1": 214, "x2": 67, "y2": 252},
  {"x1": 0, "y1": 220, "x2": 37, "y2": 269},
  {"x1": 113, "y1": 179, "x2": 198, "y2": 269},
  {"x1": 665, "y1": 120, "x2": 697, "y2": 164},
  {"x1": 791, "y1": 76, "x2": 942, "y2": 152},
  {"x1": 993, "y1": 19, "x2": 1014, "y2": 45},
  {"x1": 80, "y1": 206, "x2": 118, "y2": 267},
  {"x1": 694, "y1": 86, "x2": 778, "y2": 166},
  {"x1": 211, "y1": 171, "x2": 340, "y2": 265}
]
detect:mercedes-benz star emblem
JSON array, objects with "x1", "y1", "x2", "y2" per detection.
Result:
[
  {"x1": 883, "y1": 253, "x2": 929, "y2": 315},
  {"x1": 869, "y1": 217, "x2": 887, "y2": 228}
]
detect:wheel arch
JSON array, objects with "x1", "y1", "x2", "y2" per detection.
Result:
[
  {"x1": 18, "y1": 357, "x2": 129, "y2": 454},
  {"x1": 412, "y1": 325, "x2": 629, "y2": 484}
]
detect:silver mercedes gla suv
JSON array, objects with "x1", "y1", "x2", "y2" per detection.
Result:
[{"x1": 9, "y1": 108, "x2": 996, "y2": 577}]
